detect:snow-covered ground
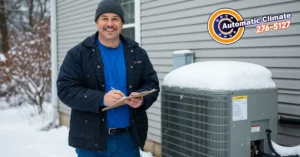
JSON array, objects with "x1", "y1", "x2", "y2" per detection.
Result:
[
  {"x1": 2, "y1": 101, "x2": 298, "y2": 157},
  {"x1": 0, "y1": 101, "x2": 154, "y2": 157}
]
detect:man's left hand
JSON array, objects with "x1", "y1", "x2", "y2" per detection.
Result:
[{"x1": 125, "y1": 92, "x2": 143, "y2": 108}]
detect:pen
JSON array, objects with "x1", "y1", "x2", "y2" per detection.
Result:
[{"x1": 111, "y1": 87, "x2": 116, "y2": 90}]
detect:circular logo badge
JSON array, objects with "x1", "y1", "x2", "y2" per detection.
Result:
[{"x1": 208, "y1": 8, "x2": 244, "y2": 45}]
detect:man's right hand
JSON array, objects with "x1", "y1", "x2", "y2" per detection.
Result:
[{"x1": 103, "y1": 90, "x2": 124, "y2": 106}]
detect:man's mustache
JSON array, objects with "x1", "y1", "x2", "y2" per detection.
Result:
[{"x1": 104, "y1": 26, "x2": 117, "y2": 29}]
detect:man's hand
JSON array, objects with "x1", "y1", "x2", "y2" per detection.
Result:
[
  {"x1": 103, "y1": 90, "x2": 124, "y2": 106},
  {"x1": 125, "y1": 92, "x2": 143, "y2": 108}
]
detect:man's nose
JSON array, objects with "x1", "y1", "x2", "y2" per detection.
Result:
[{"x1": 107, "y1": 19, "x2": 113, "y2": 26}]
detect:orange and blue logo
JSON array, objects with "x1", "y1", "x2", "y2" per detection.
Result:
[
  {"x1": 208, "y1": 8, "x2": 244, "y2": 45},
  {"x1": 208, "y1": 8, "x2": 292, "y2": 45}
]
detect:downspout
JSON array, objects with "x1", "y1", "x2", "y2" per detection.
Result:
[{"x1": 50, "y1": 0, "x2": 59, "y2": 126}]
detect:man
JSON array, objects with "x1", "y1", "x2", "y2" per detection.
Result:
[{"x1": 56, "y1": 0, "x2": 159, "y2": 156}]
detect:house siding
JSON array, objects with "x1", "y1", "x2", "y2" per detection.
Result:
[
  {"x1": 141, "y1": 0, "x2": 300, "y2": 145},
  {"x1": 56, "y1": 0, "x2": 300, "y2": 146}
]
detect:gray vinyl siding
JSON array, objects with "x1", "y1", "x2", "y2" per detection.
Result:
[
  {"x1": 141, "y1": 0, "x2": 300, "y2": 146},
  {"x1": 56, "y1": 0, "x2": 99, "y2": 114}
]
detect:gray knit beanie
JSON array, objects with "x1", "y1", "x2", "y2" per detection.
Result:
[{"x1": 95, "y1": 0, "x2": 125, "y2": 23}]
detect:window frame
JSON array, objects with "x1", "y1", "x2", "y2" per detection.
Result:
[{"x1": 122, "y1": 0, "x2": 141, "y2": 45}]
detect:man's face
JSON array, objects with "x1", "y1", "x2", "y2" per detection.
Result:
[{"x1": 96, "y1": 13, "x2": 123, "y2": 41}]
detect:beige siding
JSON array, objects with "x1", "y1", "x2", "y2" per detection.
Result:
[{"x1": 141, "y1": 0, "x2": 300, "y2": 145}]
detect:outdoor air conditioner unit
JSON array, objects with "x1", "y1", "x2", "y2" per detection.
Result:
[{"x1": 161, "y1": 61, "x2": 278, "y2": 157}]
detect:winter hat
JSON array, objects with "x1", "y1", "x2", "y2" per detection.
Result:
[{"x1": 95, "y1": 0, "x2": 125, "y2": 23}]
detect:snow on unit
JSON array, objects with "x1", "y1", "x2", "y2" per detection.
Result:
[
  {"x1": 271, "y1": 141, "x2": 300, "y2": 156},
  {"x1": 173, "y1": 50, "x2": 194, "y2": 55},
  {"x1": 163, "y1": 61, "x2": 276, "y2": 91}
]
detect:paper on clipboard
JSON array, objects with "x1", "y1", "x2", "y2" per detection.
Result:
[{"x1": 102, "y1": 89, "x2": 157, "y2": 111}]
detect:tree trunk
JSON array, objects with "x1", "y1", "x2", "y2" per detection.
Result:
[
  {"x1": 28, "y1": 0, "x2": 34, "y2": 29},
  {"x1": 0, "y1": 0, "x2": 9, "y2": 55}
]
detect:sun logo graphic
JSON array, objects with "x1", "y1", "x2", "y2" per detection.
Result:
[{"x1": 208, "y1": 8, "x2": 244, "y2": 45}]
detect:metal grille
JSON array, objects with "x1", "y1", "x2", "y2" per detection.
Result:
[{"x1": 161, "y1": 86, "x2": 231, "y2": 157}]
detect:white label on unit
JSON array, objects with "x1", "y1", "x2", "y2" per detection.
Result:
[
  {"x1": 232, "y1": 96, "x2": 248, "y2": 121},
  {"x1": 251, "y1": 125, "x2": 261, "y2": 133}
]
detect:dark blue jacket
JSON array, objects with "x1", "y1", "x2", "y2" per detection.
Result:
[{"x1": 57, "y1": 32, "x2": 160, "y2": 152}]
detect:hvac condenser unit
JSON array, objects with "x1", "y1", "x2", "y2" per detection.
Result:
[{"x1": 161, "y1": 61, "x2": 278, "y2": 157}]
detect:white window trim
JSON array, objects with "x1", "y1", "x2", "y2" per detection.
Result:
[
  {"x1": 122, "y1": 0, "x2": 141, "y2": 45},
  {"x1": 134, "y1": 0, "x2": 141, "y2": 45}
]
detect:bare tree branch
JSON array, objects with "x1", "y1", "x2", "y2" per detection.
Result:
[
  {"x1": 5, "y1": 0, "x2": 22, "y2": 17},
  {"x1": 2, "y1": 0, "x2": 50, "y2": 115},
  {"x1": 28, "y1": 0, "x2": 33, "y2": 29},
  {"x1": 37, "y1": 0, "x2": 43, "y2": 23},
  {"x1": 5, "y1": 17, "x2": 23, "y2": 31}
]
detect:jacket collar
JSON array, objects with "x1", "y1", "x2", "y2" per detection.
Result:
[{"x1": 82, "y1": 31, "x2": 139, "y2": 48}]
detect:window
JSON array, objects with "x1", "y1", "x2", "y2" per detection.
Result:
[{"x1": 120, "y1": 0, "x2": 140, "y2": 44}]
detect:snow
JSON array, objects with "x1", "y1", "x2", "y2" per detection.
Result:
[
  {"x1": 10, "y1": 50, "x2": 16, "y2": 55},
  {"x1": 0, "y1": 105, "x2": 72, "y2": 157},
  {"x1": 272, "y1": 141, "x2": 300, "y2": 156},
  {"x1": 29, "y1": 40, "x2": 35, "y2": 44},
  {"x1": 0, "y1": 102, "x2": 154, "y2": 157},
  {"x1": 0, "y1": 53, "x2": 6, "y2": 62},
  {"x1": 163, "y1": 61, "x2": 276, "y2": 91},
  {"x1": 0, "y1": 98, "x2": 9, "y2": 109},
  {"x1": 173, "y1": 50, "x2": 194, "y2": 55}
]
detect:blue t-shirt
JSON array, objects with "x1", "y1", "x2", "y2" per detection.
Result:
[{"x1": 97, "y1": 40, "x2": 130, "y2": 128}]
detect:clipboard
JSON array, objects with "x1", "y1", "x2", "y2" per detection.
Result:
[{"x1": 102, "y1": 89, "x2": 157, "y2": 111}]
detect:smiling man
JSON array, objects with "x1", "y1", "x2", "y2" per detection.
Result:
[{"x1": 56, "y1": 0, "x2": 160, "y2": 157}]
